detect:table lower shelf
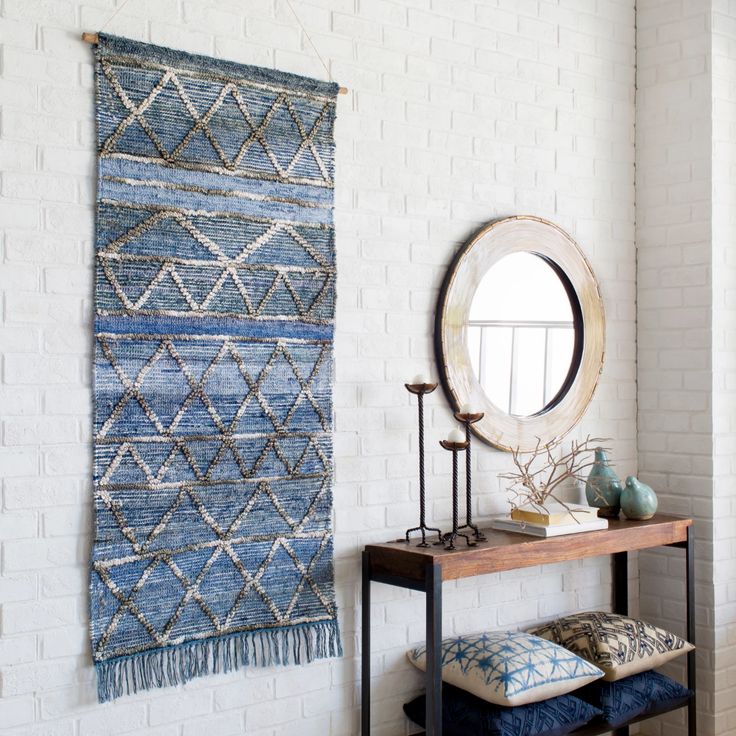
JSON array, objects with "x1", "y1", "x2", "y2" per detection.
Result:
[{"x1": 410, "y1": 693, "x2": 693, "y2": 736}]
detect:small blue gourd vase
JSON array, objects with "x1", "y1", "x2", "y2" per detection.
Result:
[
  {"x1": 585, "y1": 448, "x2": 623, "y2": 518},
  {"x1": 621, "y1": 476, "x2": 658, "y2": 520}
]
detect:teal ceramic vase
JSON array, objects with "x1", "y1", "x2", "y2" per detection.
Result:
[
  {"x1": 585, "y1": 448, "x2": 623, "y2": 518},
  {"x1": 621, "y1": 476, "x2": 658, "y2": 520}
]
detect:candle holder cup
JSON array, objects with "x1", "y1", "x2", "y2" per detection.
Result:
[
  {"x1": 453, "y1": 411, "x2": 487, "y2": 542},
  {"x1": 439, "y1": 439, "x2": 476, "y2": 551},
  {"x1": 404, "y1": 382, "x2": 444, "y2": 547},
  {"x1": 405, "y1": 383, "x2": 437, "y2": 396}
]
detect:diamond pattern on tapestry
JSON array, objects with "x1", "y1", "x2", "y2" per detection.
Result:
[{"x1": 90, "y1": 33, "x2": 341, "y2": 703}]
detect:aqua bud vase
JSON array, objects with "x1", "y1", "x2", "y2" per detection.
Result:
[
  {"x1": 585, "y1": 448, "x2": 623, "y2": 518},
  {"x1": 621, "y1": 476, "x2": 658, "y2": 521}
]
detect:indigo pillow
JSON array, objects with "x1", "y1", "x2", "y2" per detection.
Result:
[
  {"x1": 576, "y1": 669, "x2": 692, "y2": 728},
  {"x1": 531, "y1": 611, "x2": 693, "y2": 681},
  {"x1": 407, "y1": 631, "x2": 603, "y2": 706},
  {"x1": 404, "y1": 683, "x2": 603, "y2": 736}
]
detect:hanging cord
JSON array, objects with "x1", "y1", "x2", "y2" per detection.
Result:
[
  {"x1": 99, "y1": 0, "x2": 134, "y2": 33},
  {"x1": 284, "y1": 0, "x2": 333, "y2": 82},
  {"x1": 81, "y1": 0, "x2": 347, "y2": 93}
]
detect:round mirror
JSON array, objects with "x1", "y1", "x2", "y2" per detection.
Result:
[
  {"x1": 435, "y1": 216, "x2": 604, "y2": 452},
  {"x1": 468, "y1": 252, "x2": 582, "y2": 418}
]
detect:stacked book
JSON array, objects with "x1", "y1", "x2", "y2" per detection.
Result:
[{"x1": 490, "y1": 503, "x2": 607, "y2": 537}]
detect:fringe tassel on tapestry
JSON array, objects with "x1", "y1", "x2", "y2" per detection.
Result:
[{"x1": 96, "y1": 619, "x2": 341, "y2": 703}]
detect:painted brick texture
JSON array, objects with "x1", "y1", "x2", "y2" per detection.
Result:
[
  {"x1": 711, "y1": 3, "x2": 736, "y2": 734},
  {"x1": 0, "y1": 1, "x2": 636, "y2": 735},
  {"x1": 637, "y1": 1, "x2": 736, "y2": 735},
  {"x1": 636, "y1": 0, "x2": 713, "y2": 727}
]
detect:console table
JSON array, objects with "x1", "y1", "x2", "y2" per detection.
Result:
[{"x1": 361, "y1": 514, "x2": 695, "y2": 736}]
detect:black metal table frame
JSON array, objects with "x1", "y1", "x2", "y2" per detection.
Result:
[{"x1": 361, "y1": 526, "x2": 696, "y2": 736}]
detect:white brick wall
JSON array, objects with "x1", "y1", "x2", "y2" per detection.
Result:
[
  {"x1": 637, "y1": 2, "x2": 736, "y2": 735},
  {"x1": 0, "y1": 1, "x2": 637, "y2": 734},
  {"x1": 636, "y1": 0, "x2": 714, "y2": 728},
  {"x1": 711, "y1": 3, "x2": 736, "y2": 734}
]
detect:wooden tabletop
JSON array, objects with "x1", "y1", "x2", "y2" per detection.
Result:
[{"x1": 365, "y1": 515, "x2": 692, "y2": 584}]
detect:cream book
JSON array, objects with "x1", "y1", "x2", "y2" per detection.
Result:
[
  {"x1": 491, "y1": 515, "x2": 608, "y2": 538},
  {"x1": 510, "y1": 502, "x2": 599, "y2": 527}
]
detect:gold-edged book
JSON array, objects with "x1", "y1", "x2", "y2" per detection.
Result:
[{"x1": 510, "y1": 503, "x2": 599, "y2": 527}]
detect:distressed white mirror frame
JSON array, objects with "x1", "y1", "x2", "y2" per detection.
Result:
[{"x1": 435, "y1": 215, "x2": 605, "y2": 452}]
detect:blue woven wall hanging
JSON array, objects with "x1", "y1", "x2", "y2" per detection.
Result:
[{"x1": 90, "y1": 34, "x2": 340, "y2": 701}]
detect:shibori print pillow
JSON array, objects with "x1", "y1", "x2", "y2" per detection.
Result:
[
  {"x1": 406, "y1": 631, "x2": 603, "y2": 707},
  {"x1": 530, "y1": 611, "x2": 694, "y2": 681}
]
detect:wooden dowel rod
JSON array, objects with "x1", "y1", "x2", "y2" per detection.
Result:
[{"x1": 80, "y1": 31, "x2": 349, "y2": 94}]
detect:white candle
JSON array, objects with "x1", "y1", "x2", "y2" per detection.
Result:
[
  {"x1": 411, "y1": 373, "x2": 429, "y2": 385},
  {"x1": 460, "y1": 403, "x2": 473, "y2": 414},
  {"x1": 447, "y1": 426, "x2": 465, "y2": 443}
]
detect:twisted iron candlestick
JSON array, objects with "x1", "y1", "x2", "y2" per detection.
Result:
[
  {"x1": 439, "y1": 439, "x2": 475, "y2": 551},
  {"x1": 454, "y1": 411, "x2": 486, "y2": 542},
  {"x1": 404, "y1": 383, "x2": 443, "y2": 547}
]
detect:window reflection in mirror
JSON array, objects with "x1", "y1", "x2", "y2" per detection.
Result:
[{"x1": 467, "y1": 252, "x2": 579, "y2": 417}]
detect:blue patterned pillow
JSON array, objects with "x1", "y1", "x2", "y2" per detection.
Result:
[
  {"x1": 576, "y1": 669, "x2": 692, "y2": 728},
  {"x1": 404, "y1": 683, "x2": 603, "y2": 736},
  {"x1": 407, "y1": 631, "x2": 603, "y2": 706}
]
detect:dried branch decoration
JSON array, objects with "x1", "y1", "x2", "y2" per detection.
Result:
[{"x1": 500, "y1": 435, "x2": 611, "y2": 518}]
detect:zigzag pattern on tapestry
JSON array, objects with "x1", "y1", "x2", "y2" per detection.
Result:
[{"x1": 90, "y1": 34, "x2": 341, "y2": 702}]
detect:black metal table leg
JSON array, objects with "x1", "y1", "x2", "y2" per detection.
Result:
[
  {"x1": 686, "y1": 526, "x2": 697, "y2": 736},
  {"x1": 361, "y1": 551, "x2": 371, "y2": 735},
  {"x1": 613, "y1": 550, "x2": 629, "y2": 736},
  {"x1": 425, "y1": 562, "x2": 442, "y2": 736},
  {"x1": 613, "y1": 550, "x2": 628, "y2": 616}
]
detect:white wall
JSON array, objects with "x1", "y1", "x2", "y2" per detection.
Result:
[
  {"x1": 635, "y1": 2, "x2": 714, "y2": 735},
  {"x1": 711, "y1": 3, "x2": 736, "y2": 733},
  {"x1": 637, "y1": 2, "x2": 736, "y2": 735},
  {"x1": 0, "y1": 1, "x2": 637, "y2": 734}
]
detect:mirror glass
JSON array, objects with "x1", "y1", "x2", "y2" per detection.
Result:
[{"x1": 467, "y1": 252, "x2": 580, "y2": 417}]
